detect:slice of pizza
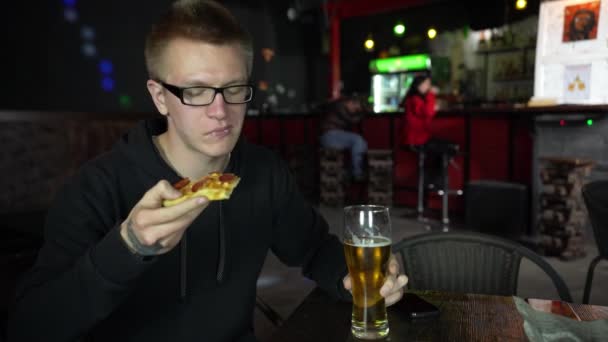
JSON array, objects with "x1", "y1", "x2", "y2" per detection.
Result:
[{"x1": 163, "y1": 172, "x2": 240, "y2": 207}]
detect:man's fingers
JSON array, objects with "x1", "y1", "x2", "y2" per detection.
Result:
[
  {"x1": 381, "y1": 274, "x2": 408, "y2": 297},
  {"x1": 156, "y1": 229, "x2": 187, "y2": 250},
  {"x1": 384, "y1": 289, "x2": 404, "y2": 307},
  {"x1": 139, "y1": 180, "x2": 182, "y2": 207},
  {"x1": 343, "y1": 275, "x2": 352, "y2": 291},
  {"x1": 380, "y1": 275, "x2": 397, "y2": 297},
  {"x1": 380, "y1": 255, "x2": 404, "y2": 305},
  {"x1": 388, "y1": 255, "x2": 400, "y2": 275},
  {"x1": 397, "y1": 274, "x2": 409, "y2": 288},
  {"x1": 136, "y1": 196, "x2": 209, "y2": 226},
  {"x1": 135, "y1": 209, "x2": 203, "y2": 245}
]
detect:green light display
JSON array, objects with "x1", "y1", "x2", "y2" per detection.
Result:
[{"x1": 369, "y1": 54, "x2": 431, "y2": 73}]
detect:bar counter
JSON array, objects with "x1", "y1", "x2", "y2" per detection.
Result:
[
  {"x1": 241, "y1": 105, "x2": 608, "y2": 213},
  {"x1": 1, "y1": 104, "x2": 607, "y2": 220}
]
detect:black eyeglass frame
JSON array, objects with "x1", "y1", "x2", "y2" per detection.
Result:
[{"x1": 159, "y1": 81, "x2": 255, "y2": 106}]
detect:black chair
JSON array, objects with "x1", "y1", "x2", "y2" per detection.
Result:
[
  {"x1": 255, "y1": 295, "x2": 284, "y2": 327},
  {"x1": 581, "y1": 181, "x2": 608, "y2": 304},
  {"x1": 393, "y1": 231, "x2": 572, "y2": 302}
]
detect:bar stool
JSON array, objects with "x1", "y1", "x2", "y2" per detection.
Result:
[{"x1": 410, "y1": 142, "x2": 463, "y2": 231}]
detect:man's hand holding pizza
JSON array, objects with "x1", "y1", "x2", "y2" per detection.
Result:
[{"x1": 119, "y1": 173, "x2": 240, "y2": 256}]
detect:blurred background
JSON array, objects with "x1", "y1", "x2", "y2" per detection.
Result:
[{"x1": 2, "y1": 0, "x2": 541, "y2": 113}]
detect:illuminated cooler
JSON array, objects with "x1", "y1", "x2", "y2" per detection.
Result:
[{"x1": 369, "y1": 54, "x2": 431, "y2": 113}]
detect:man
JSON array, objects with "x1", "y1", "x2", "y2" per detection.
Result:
[
  {"x1": 319, "y1": 95, "x2": 368, "y2": 181},
  {"x1": 8, "y1": 1, "x2": 407, "y2": 341}
]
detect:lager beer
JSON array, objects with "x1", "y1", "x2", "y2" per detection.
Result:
[
  {"x1": 343, "y1": 205, "x2": 392, "y2": 339},
  {"x1": 344, "y1": 237, "x2": 391, "y2": 339}
]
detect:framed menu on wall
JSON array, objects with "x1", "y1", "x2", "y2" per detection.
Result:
[
  {"x1": 563, "y1": 64, "x2": 591, "y2": 100},
  {"x1": 563, "y1": 1, "x2": 601, "y2": 42},
  {"x1": 532, "y1": 0, "x2": 608, "y2": 104}
]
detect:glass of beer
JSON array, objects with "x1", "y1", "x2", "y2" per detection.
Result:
[{"x1": 343, "y1": 205, "x2": 392, "y2": 340}]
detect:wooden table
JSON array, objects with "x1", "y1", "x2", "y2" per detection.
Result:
[{"x1": 269, "y1": 288, "x2": 608, "y2": 342}]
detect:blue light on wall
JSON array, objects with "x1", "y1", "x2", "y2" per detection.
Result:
[
  {"x1": 63, "y1": 0, "x2": 78, "y2": 22},
  {"x1": 64, "y1": 8, "x2": 79, "y2": 22},
  {"x1": 99, "y1": 60, "x2": 113, "y2": 74},
  {"x1": 81, "y1": 26, "x2": 96, "y2": 40},
  {"x1": 101, "y1": 77, "x2": 115, "y2": 92},
  {"x1": 62, "y1": 0, "x2": 131, "y2": 104},
  {"x1": 81, "y1": 43, "x2": 97, "y2": 57}
]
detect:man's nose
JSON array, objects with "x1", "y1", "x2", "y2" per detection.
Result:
[{"x1": 206, "y1": 92, "x2": 228, "y2": 120}]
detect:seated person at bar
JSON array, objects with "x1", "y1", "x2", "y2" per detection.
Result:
[
  {"x1": 401, "y1": 75, "x2": 438, "y2": 146},
  {"x1": 319, "y1": 95, "x2": 368, "y2": 182},
  {"x1": 401, "y1": 75, "x2": 454, "y2": 188},
  {"x1": 7, "y1": 1, "x2": 407, "y2": 341}
]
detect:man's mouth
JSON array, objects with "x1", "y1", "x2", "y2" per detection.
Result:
[{"x1": 206, "y1": 126, "x2": 232, "y2": 138}]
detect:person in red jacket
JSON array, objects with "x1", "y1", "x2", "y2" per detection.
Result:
[
  {"x1": 401, "y1": 75, "x2": 438, "y2": 146},
  {"x1": 401, "y1": 75, "x2": 456, "y2": 189}
]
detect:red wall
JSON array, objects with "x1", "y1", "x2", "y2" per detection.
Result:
[{"x1": 241, "y1": 114, "x2": 532, "y2": 213}]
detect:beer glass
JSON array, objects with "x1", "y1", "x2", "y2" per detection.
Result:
[{"x1": 343, "y1": 205, "x2": 392, "y2": 340}]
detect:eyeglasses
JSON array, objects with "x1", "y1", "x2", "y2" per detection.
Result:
[{"x1": 159, "y1": 81, "x2": 254, "y2": 106}]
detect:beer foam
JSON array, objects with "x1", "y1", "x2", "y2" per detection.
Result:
[{"x1": 345, "y1": 236, "x2": 391, "y2": 247}]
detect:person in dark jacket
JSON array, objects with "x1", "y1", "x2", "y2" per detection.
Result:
[
  {"x1": 7, "y1": 1, "x2": 407, "y2": 341},
  {"x1": 319, "y1": 96, "x2": 367, "y2": 181}
]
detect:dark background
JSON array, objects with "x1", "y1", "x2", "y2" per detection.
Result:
[{"x1": 1, "y1": 0, "x2": 538, "y2": 113}]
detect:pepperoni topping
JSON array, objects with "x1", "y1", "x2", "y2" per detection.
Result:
[
  {"x1": 191, "y1": 179, "x2": 207, "y2": 192},
  {"x1": 173, "y1": 178, "x2": 190, "y2": 190},
  {"x1": 219, "y1": 173, "x2": 236, "y2": 182}
]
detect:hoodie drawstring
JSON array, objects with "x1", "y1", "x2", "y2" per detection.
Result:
[
  {"x1": 180, "y1": 232, "x2": 188, "y2": 301},
  {"x1": 216, "y1": 201, "x2": 225, "y2": 283},
  {"x1": 179, "y1": 202, "x2": 226, "y2": 302}
]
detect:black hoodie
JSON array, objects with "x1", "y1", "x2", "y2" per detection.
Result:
[{"x1": 8, "y1": 118, "x2": 350, "y2": 342}]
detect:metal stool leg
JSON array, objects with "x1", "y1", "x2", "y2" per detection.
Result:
[
  {"x1": 583, "y1": 256, "x2": 605, "y2": 304},
  {"x1": 417, "y1": 150, "x2": 426, "y2": 221},
  {"x1": 441, "y1": 153, "x2": 450, "y2": 231}
]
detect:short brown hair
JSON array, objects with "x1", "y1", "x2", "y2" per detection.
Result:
[{"x1": 144, "y1": 0, "x2": 253, "y2": 80}]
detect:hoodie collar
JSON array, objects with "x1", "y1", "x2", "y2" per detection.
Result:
[{"x1": 117, "y1": 118, "x2": 181, "y2": 182}]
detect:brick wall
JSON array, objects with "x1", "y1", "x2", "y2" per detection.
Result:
[
  {"x1": 0, "y1": 118, "x2": 140, "y2": 215},
  {"x1": 532, "y1": 116, "x2": 608, "y2": 233}
]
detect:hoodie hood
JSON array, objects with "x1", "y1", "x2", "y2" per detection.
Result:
[
  {"x1": 114, "y1": 118, "x2": 232, "y2": 300},
  {"x1": 117, "y1": 119, "x2": 177, "y2": 181}
]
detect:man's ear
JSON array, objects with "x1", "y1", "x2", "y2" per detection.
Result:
[{"x1": 147, "y1": 79, "x2": 169, "y2": 116}]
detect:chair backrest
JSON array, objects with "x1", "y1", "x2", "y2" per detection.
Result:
[
  {"x1": 582, "y1": 181, "x2": 608, "y2": 257},
  {"x1": 393, "y1": 232, "x2": 572, "y2": 302}
]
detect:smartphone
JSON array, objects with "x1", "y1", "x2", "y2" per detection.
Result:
[{"x1": 394, "y1": 293, "x2": 440, "y2": 319}]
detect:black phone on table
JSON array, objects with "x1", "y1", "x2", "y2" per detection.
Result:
[{"x1": 394, "y1": 293, "x2": 440, "y2": 319}]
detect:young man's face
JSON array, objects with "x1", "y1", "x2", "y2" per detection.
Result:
[{"x1": 148, "y1": 38, "x2": 248, "y2": 159}]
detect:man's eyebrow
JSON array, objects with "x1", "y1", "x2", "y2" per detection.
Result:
[
  {"x1": 181, "y1": 79, "x2": 249, "y2": 87},
  {"x1": 181, "y1": 80, "x2": 212, "y2": 87}
]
